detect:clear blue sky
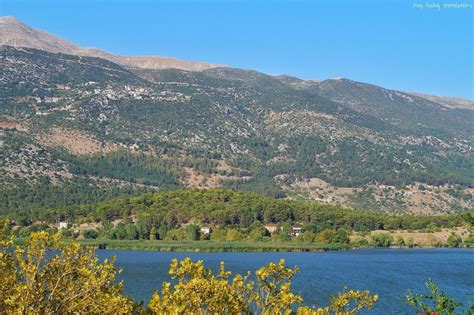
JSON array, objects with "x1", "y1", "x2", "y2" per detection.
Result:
[{"x1": 1, "y1": 0, "x2": 472, "y2": 99}]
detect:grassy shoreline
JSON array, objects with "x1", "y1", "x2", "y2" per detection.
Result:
[
  {"x1": 76, "y1": 239, "x2": 351, "y2": 252},
  {"x1": 13, "y1": 238, "x2": 471, "y2": 252},
  {"x1": 75, "y1": 240, "x2": 474, "y2": 252}
]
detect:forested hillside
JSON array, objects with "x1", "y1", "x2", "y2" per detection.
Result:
[
  {"x1": 15, "y1": 189, "x2": 466, "y2": 230},
  {"x1": 7, "y1": 189, "x2": 473, "y2": 250},
  {"x1": 1, "y1": 45, "x2": 473, "y2": 214}
]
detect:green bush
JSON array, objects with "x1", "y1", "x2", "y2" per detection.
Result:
[
  {"x1": 371, "y1": 233, "x2": 394, "y2": 247},
  {"x1": 353, "y1": 237, "x2": 369, "y2": 247},
  {"x1": 463, "y1": 235, "x2": 474, "y2": 247},
  {"x1": 406, "y1": 279, "x2": 471, "y2": 314},
  {"x1": 60, "y1": 228, "x2": 72, "y2": 238},
  {"x1": 447, "y1": 234, "x2": 462, "y2": 248},
  {"x1": 83, "y1": 229, "x2": 99, "y2": 239},
  {"x1": 394, "y1": 236, "x2": 405, "y2": 247}
]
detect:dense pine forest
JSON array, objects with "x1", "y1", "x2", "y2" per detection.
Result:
[{"x1": 5, "y1": 189, "x2": 472, "y2": 249}]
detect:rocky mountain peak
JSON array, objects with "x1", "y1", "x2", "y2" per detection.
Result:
[{"x1": 0, "y1": 16, "x2": 221, "y2": 71}]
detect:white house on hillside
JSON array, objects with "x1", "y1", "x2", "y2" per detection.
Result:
[
  {"x1": 263, "y1": 224, "x2": 279, "y2": 234},
  {"x1": 291, "y1": 227, "x2": 302, "y2": 237},
  {"x1": 200, "y1": 227, "x2": 211, "y2": 234}
]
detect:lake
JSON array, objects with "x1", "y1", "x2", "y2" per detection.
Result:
[{"x1": 97, "y1": 248, "x2": 474, "y2": 314}]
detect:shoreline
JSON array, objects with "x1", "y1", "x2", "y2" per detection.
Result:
[
  {"x1": 75, "y1": 239, "x2": 472, "y2": 253},
  {"x1": 77, "y1": 239, "x2": 350, "y2": 252}
]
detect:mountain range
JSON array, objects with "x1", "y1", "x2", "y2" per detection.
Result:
[{"x1": 0, "y1": 16, "x2": 472, "y2": 215}]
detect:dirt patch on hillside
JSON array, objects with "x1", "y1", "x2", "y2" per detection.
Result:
[
  {"x1": 215, "y1": 160, "x2": 233, "y2": 172},
  {"x1": 351, "y1": 228, "x2": 470, "y2": 247},
  {"x1": 289, "y1": 177, "x2": 358, "y2": 206},
  {"x1": 295, "y1": 178, "x2": 331, "y2": 189},
  {"x1": 182, "y1": 167, "x2": 251, "y2": 189},
  {"x1": 0, "y1": 121, "x2": 28, "y2": 132},
  {"x1": 36, "y1": 127, "x2": 118, "y2": 155},
  {"x1": 285, "y1": 178, "x2": 472, "y2": 214}
]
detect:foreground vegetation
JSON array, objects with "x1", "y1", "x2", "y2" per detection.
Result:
[
  {"x1": 1, "y1": 219, "x2": 472, "y2": 314},
  {"x1": 0, "y1": 220, "x2": 375, "y2": 314}
]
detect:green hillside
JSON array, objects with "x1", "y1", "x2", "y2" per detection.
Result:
[{"x1": 1, "y1": 46, "x2": 472, "y2": 214}]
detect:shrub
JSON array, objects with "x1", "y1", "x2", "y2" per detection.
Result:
[
  {"x1": 353, "y1": 237, "x2": 369, "y2": 247},
  {"x1": 185, "y1": 224, "x2": 201, "y2": 241},
  {"x1": 247, "y1": 221, "x2": 268, "y2": 241},
  {"x1": 447, "y1": 234, "x2": 462, "y2": 248},
  {"x1": 317, "y1": 229, "x2": 335, "y2": 244},
  {"x1": 394, "y1": 236, "x2": 405, "y2": 247},
  {"x1": 333, "y1": 229, "x2": 351, "y2": 244},
  {"x1": 83, "y1": 229, "x2": 99, "y2": 239},
  {"x1": 148, "y1": 258, "x2": 378, "y2": 314},
  {"x1": 125, "y1": 224, "x2": 138, "y2": 240},
  {"x1": 149, "y1": 226, "x2": 157, "y2": 240},
  {"x1": 60, "y1": 228, "x2": 72, "y2": 238},
  {"x1": 371, "y1": 233, "x2": 394, "y2": 247},
  {"x1": 0, "y1": 219, "x2": 134, "y2": 313},
  {"x1": 164, "y1": 228, "x2": 189, "y2": 241},
  {"x1": 226, "y1": 228, "x2": 244, "y2": 241},
  {"x1": 299, "y1": 230, "x2": 317, "y2": 243},
  {"x1": 463, "y1": 235, "x2": 474, "y2": 247},
  {"x1": 406, "y1": 279, "x2": 470, "y2": 314},
  {"x1": 210, "y1": 227, "x2": 227, "y2": 241}
]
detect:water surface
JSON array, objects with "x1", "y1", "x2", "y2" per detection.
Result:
[{"x1": 97, "y1": 248, "x2": 474, "y2": 314}]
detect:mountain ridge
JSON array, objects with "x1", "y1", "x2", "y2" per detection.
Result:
[
  {"x1": 0, "y1": 20, "x2": 472, "y2": 215},
  {"x1": 1, "y1": 15, "x2": 472, "y2": 105},
  {"x1": 0, "y1": 15, "x2": 223, "y2": 71}
]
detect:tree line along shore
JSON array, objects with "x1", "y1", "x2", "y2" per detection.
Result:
[{"x1": 4, "y1": 189, "x2": 473, "y2": 251}]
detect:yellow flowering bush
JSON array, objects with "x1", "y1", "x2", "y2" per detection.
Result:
[
  {"x1": 148, "y1": 257, "x2": 378, "y2": 314},
  {"x1": 254, "y1": 259, "x2": 303, "y2": 314},
  {"x1": 148, "y1": 258, "x2": 254, "y2": 313},
  {"x1": 330, "y1": 289, "x2": 379, "y2": 314},
  {"x1": 0, "y1": 219, "x2": 134, "y2": 314}
]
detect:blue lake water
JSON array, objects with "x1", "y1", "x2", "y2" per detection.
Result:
[{"x1": 97, "y1": 248, "x2": 474, "y2": 314}]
